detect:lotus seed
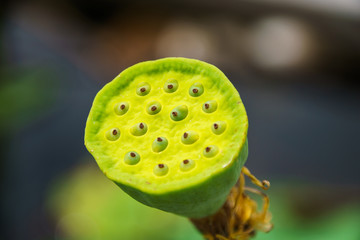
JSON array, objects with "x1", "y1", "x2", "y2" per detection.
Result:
[
  {"x1": 203, "y1": 145, "x2": 219, "y2": 158},
  {"x1": 124, "y1": 151, "x2": 140, "y2": 165},
  {"x1": 164, "y1": 79, "x2": 178, "y2": 93},
  {"x1": 152, "y1": 137, "x2": 168, "y2": 152},
  {"x1": 202, "y1": 100, "x2": 217, "y2": 113},
  {"x1": 136, "y1": 82, "x2": 151, "y2": 96},
  {"x1": 189, "y1": 83, "x2": 204, "y2": 97},
  {"x1": 170, "y1": 105, "x2": 188, "y2": 121},
  {"x1": 153, "y1": 163, "x2": 169, "y2": 176},
  {"x1": 105, "y1": 128, "x2": 120, "y2": 141},
  {"x1": 146, "y1": 101, "x2": 162, "y2": 115},
  {"x1": 211, "y1": 121, "x2": 227, "y2": 135},
  {"x1": 130, "y1": 122, "x2": 148, "y2": 136},
  {"x1": 181, "y1": 131, "x2": 199, "y2": 145},
  {"x1": 180, "y1": 159, "x2": 195, "y2": 172},
  {"x1": 114, "y1": 102, "x2": 129, "y2": 115}
]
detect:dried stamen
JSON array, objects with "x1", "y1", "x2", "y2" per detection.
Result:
[
  {"x1": 214, "y1": 123, "x2": 219, "y2": 129},
  {"x1": 139, "y1": 123, "x2": 144, "y2": 129},
  {"x1": 205, "y1": 147, "x2": 211, "y2": 152},
  {"x1": 183, "y1": 159, "x2": 189, "y2": 164},
  {"x1": 172, "y1": 111, "x2": 178, "y2": 117},
  {"x1": 205, "y1": 103, "x2": 209, "y2": 109},
  {"x1": 192, "y1": 88, "x2": 199, "y2": 93},
  {"x1": 120, "y1": 104, "x2": 125, "y2": 110},
  {"x1": 157, "y1": 137, "x2": 163, "y2": 142},
  {"x1": 151, "y1": 106, "x2": 157, "y2": 111},
  {"x1": 158, "y1": 164, "x2": 164, "y2": 168},
  {"x1": 130, "y1": 152, "x2": 136, "y2": 157},
  {"x1": 167, "y1": 84, "x2": 173, "y2": 89},
  {"x1": 183, "y1": 132, "x2": 188, "y2": 138},
  {"x1": 112, "y1": 129, "x2": 118, "y2": 135},
  {"x1": 140, "y1": 87, "x2": 146, "y2": 92}
]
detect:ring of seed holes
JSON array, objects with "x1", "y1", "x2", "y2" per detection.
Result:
[{"x1": 106, "y1": 80, "x2": 226, "y2": 177}]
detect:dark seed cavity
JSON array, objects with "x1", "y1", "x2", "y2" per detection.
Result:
[
  {"x1": 205, "y1": 103, "x2": 209, "y2": 109},
  {"x1": 130, "y1": 152, "x2": 136, "y2": 157},
  {"x1": 140, "y1": 87, "x2": 146, "y2": 92},
  {"x1": 183, "y1": 159, "x2": 189, "y2": 164},
  {"x1": 120, "y1": 104, "x2": 125, "y2": 110},
  {"x1": 192, "y1": 88, "x2": 198, "y2": 93},
  {"x1": 214, "y1": 123, "x2": 219, "y2": 129},
  {"x1": 157, "y1": 137, "x2": 163, "y2": 142},
  {"x1": 167, "y1": 84, "x2": 173, "y2": 89},
  {"x1": 139, "y1": 123, "x2": 144, "y2": 129},
  {"x1": 183, "y1": 132, "x2": 188, "y2": 138},
  {"x1": 112, "y1": 129, "x2": 118, "y2": 135},
  {"x1": 206, "y1": 147, "x2": 211, "y2": 152},
  {"x1": 158, "y1": 164, "x2": 164, "y2": 168}
]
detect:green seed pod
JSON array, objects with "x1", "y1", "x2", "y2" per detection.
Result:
[
  {"x1": 203, "y1": 145, "x2": 219, "y2": 158},
  {"x1": 180, "y1": 159, "x2": 195, "y2": 172},
  {"x1": 152, "y1": 137, "x2": 168, "y2": 152},
  {"x1": 164, "y1": 79, "x2": 178, "y2": 93},
  {"x1": 124, "y1": 151, "x2": 140, "y2": 165},
  {"x1": 170, "y1": 105, "x2": 188, "y2": 121},
  {"x1": 153, "y1": 163, "x2": 169, "y2": 176},
  {"x1": 130, "y1": 122, "x2": 148, "y2": 136},
  {"x1": 202, "y1": 100, "x2": 217, "y2": 113},
  {"x1": 85, "y1": 58, "x2": 248, "y2": 218},
  {"x1": 136, "y1": 82, "x2": 151, "y2": 96},
  {"x1": 181, "y1": 131, "x2": 199, "y2": 145},
  {"x1": 105, "y1": 128, "x2": 120, "y2": 141},
  {"x1": 146, "y1": 101, "x2": 162, "y2": 115},
  {"x1": 211, "y1": 121, "x2": 227, "y2": 135},
  {"x1": 189, "y1": 82, "x2": 204, "y2": 97},
  {"x1": 114, "y1": 102, "x2": 129, "y2": 116}
]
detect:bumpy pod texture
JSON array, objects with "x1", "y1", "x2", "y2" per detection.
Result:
[{"x1": 85, "y1": 58, "x2": 248, "y2": 218}]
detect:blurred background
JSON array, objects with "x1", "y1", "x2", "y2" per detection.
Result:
[{"x1": 1, "y1": 0, "x2": 359, "y2": 239}]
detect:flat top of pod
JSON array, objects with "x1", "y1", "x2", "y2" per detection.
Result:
[{"x1": 85, "y1": 57, "x2": 248, "y2": 194}]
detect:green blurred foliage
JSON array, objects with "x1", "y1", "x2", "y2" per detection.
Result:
[
  {"x1": 46, "y1": 161, "x2": 202, "y2": 240},
  {"x1": 0, "y1": 67, "x2": 58, "y2": 133},
  {"x1": 46, "y1": 162, "x2": 360, "y2": 240}
]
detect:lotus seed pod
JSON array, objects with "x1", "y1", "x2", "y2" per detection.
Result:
[
  {"x1": 203, "y1": 145, "x2": 219, "y2": 158},
  {"x1": 202, "y1": 100, "x2": 217, "y2": 113},
  {"x1": 124, "y1": 151, "x2": 140, "y2": 165},
  {"x1": 170, "y1": 105, "x2": 188, "y2": 121},
  {"x1": 211, "y1": 121, "x2": 227, "y2": 135},
  {"x1": 130, "y1": 122, "x2": 148, "y2": 136},
  {"x1": 153, "y1": 163, "x2": 169, "y2": 176},
  {"x1": 189, "y1": 82, "x2": 204, "y2": 97},
  {"x1": 181, "y1": 131, "x2": 199, "y2": 145},
  {"x1": 164, "y1": 79, "x2": 178, "y2": 93},
  {"x1": 152, "y1": 137, "x2": 168, "y2": 152},
  {"x1": 105, "y1": 128, "x2": 120, "y2": 141},
  {"x1": 146, "y1": 101, "x2": 162, "y2": 115},
  {"x1": 136, "y1": 82, "x2": 151, "y2": 96},
  {"x1": 180, "y1": 159, "x2": 195, "y2": 172},
  {"x1": 85, "y1": 58, "x2": 248, "y2": 218},
  {"x1": 114, "y1": 102, "x2": 129, "y2": 115}
]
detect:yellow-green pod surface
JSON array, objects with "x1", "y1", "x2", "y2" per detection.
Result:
[{"x1": 85, "y1": 57, "x2": 248, "y2": 218}]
